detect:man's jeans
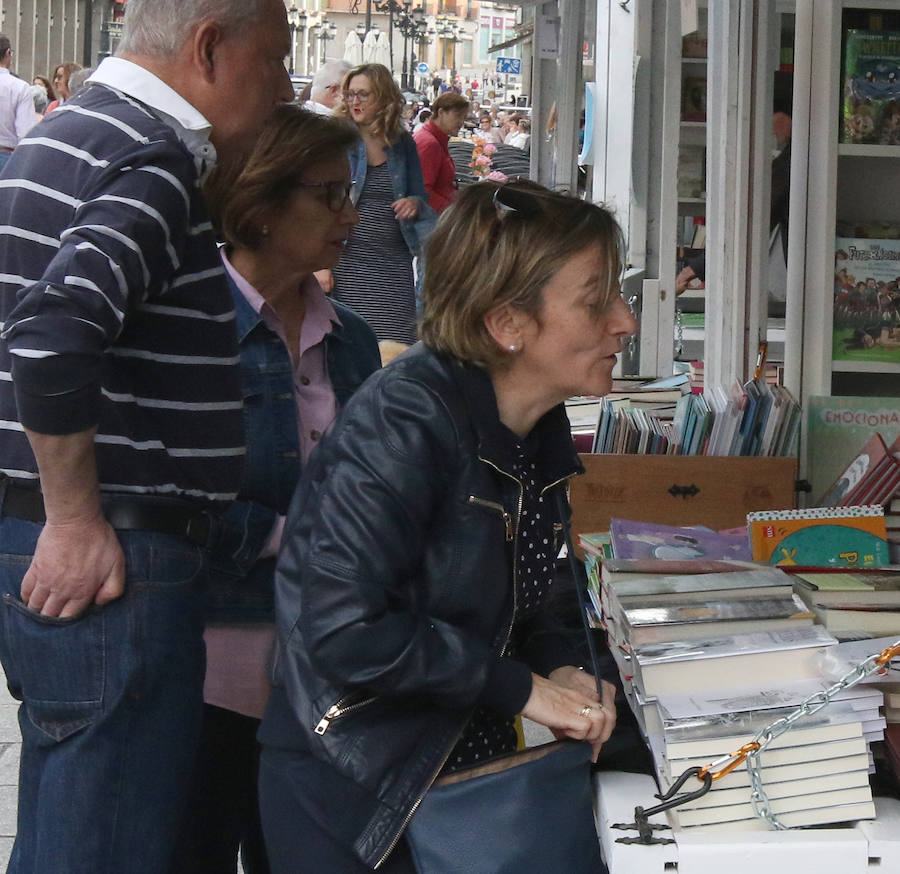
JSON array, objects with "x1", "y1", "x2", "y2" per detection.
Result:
[{"x1": 0, "y1": 516, "x2": 207, "y2": 874}]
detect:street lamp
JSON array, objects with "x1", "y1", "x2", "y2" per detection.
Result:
[
  {"x1": 287, "y1": 4, "x2": 300, "y2": 75},
  {"x1": 318, "y1": 18, "x2": 337, "y2": 64}
]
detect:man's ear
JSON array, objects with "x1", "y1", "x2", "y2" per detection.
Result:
[
  {"x1": 483, "y1": 303, "x2": 526, "y2": 353},
  {"x1": 191, "y1": 19, "x2": 224, "y2": 82}
]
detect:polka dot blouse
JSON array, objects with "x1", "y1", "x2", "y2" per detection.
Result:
[{"x1": 443, "y1": 434, "x2": 557, "y2": 772}]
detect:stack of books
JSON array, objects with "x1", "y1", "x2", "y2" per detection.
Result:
[
  {"x1": 651, "y1": 690, "x2": 880, "y2": 832},
  {"x1": 582, "y1": 551, "x2": 881, "y2": 831},
  {"x1": 791, "y1": 569, "x2": 900, "y2": 638}
]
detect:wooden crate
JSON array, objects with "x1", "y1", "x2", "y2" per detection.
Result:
[{"x1": 569, "y1": 454, "x2": 798, "y2": 539}]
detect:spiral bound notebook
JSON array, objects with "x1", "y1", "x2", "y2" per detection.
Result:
[{"x1": 746, "y1": 506, "x2": 889, "y2": 568}]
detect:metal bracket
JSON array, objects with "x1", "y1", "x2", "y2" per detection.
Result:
[{"x1": 668, "y1": 483, "x2": 700, "y2": 499}]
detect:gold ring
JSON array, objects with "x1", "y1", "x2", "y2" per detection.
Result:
[{"x1": 579, "y1": 705, "x2": 593, "y2": 718}]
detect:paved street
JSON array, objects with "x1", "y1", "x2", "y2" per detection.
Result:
[{"x1": 0, "y1": 671, "x2": 17, "y2": 869}]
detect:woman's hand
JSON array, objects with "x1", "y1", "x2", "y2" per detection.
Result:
[
  {"x1": 392, "y1": 197, "x2": 419, "y2": 220},
  {"x1": 521, "y1": 670, "x2": 617, "y2": 762}
]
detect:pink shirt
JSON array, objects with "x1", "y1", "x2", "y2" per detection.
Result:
[{"x1": 204, "y1": 253, "x2": 342, "y2": 718}]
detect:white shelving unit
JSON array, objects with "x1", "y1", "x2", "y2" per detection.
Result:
[{"x1": 800, "y1": 0, "x2": 900, "y2": 403}]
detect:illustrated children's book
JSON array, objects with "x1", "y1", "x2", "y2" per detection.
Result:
[
  {"x1": 747, "y1": 506, "x2": 890, "y2": 568},
  {"x1": 819, "y1": 432, "x2": 900, "y2": 506},
  {"x1": 841, "y1": 29, "x2": 900, "y2": 144},
  {"x1": 608, "y1": 519, "x2": 752, "y2": 562},
  {"x1": 833, "y1": 238, "x2": 900, "y2": 364},
  {"x1": 806, "y1": 396, "x2": 900, "y2": 506}
]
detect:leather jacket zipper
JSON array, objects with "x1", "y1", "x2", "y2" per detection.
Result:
[
  {"x1": 467, "y1": 495, "x2": 513, "y2": 541},
  {"x1": 314, "y1": 693, "x2": 378, "y2": 735},
  {"x1": 374, "y1": 724, "x2": 466, "y2": 869}
]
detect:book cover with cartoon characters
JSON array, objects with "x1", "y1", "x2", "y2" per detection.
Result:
[
  {"x1": 841, "y1": 29, "x2": 900, "y2": 145},
  {"x1": 747, "y1": 506, "x2": 890, "y2": 568},
  {"x1": 833, "y1": 238, "x2": 900, "y2": 363}
]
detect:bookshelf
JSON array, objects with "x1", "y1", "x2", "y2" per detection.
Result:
[{"x1": 800, "y1": 1, "x2": 900, "y2": 402}]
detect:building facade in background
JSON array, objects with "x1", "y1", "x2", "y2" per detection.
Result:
[{"x1": 0, "y1": 0, "x2": 124, "y2": 82}]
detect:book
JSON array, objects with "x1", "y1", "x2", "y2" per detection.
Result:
[
  {"x1": 796, "y1": 600, "x2": 900, "y2": 638},
  {"x1": 819, "y1": 433, "x2": 895, "y2": 506},
  {"x1": 631, "y1": 625, "x2": 837, "y2": 698},
  {"x1": 833, "y1": 238, "x2": 900, "y2": 364},
  {"x1": 746, "y1": 506, "x2": 890, "y2": 568},
  {"x1": 669, "y1": 800, "x2": 876, "y2": 832},
  {"x1": 670, "y1": 786, "x2": 874, "y2": 828},
  {"x1": 681, "y1": 75, "x2": 707, "y2": 122},
  {"x1": 806, "y1": 396, "x2": 900, "y2": 508},
  {"x1": 602, "y1": 561, "x2": 789, "y2": 597},
  {"x1": 661, "y1": 734, "x2": 869, "y2": 771},
  {"x1": 675, "y1": 769, "x2": 871, "y2": 812},
  {"x1": 619, "y1": 595, "x2": 813, "y2": 645},
  {"x1": 791, "y1": 570, "x2": 900, "y2": 609},
  {"x1": 659, "y1": 699, "x2": 866, "y2": 758},
  {"x1": 609, "y1": 518, "x2": 752, "y2": 562},
  {"x1": 841, "y1": 29, "x2": 900, "y2": 145}
]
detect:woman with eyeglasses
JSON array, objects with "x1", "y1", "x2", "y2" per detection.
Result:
[
  {"x1": 332, "y1": 63, "x2": 436, "y2": 347},
  {"x1": 257, "y1": 180, "x2": 635, "y2": 872},
  {"x1": 169, "y1": 104, "x2": 381, "y2": 874}
]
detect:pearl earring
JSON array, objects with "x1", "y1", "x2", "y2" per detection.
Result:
[
  {"x1": 261, "y1": 225, "x2": 270, "y2": 236},
  {"x1": 508, "y1": 344, "x2": 518, "y2": 352}
]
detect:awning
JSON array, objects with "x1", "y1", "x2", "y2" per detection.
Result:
[{"x1": 488, "y1": 24, "x2": 533, "y2": 54}]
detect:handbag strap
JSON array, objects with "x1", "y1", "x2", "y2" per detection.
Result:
[{"x1": 554, "y1": 487, "x2": 604, "y2": 683}]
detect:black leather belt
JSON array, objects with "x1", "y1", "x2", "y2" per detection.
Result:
[{"x1": 0, "y1": 475, "x2": 221, "y2": 548}]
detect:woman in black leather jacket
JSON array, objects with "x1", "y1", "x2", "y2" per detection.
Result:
[{"x1": 258, "y1": 181, "x2": 637, "y2": 872}]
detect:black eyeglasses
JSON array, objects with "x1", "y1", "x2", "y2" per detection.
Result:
[{"x1": 296, "y1": 180, "x2": 353, "y2": 213}]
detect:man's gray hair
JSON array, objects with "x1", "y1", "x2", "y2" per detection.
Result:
[
  {"x1": 311, "y1": 60, "x2": 351, "y2": 101},
  {"x1": 30, "y1": 83, "x2": 48, "y2": 113},
  {"x1": 117, "y1": 0, "x2": 268, "y2": 58}
]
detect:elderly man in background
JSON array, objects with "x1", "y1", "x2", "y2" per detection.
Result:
[
  {"x1": 0, "y1": 0, "x2": 293, "y2": 871},
  {"x1": 303, "y1": 58, "x2": 351, "y2": 114},
  {"x1": 0, "y1": 34, "x2": 34, "y2": 172}
]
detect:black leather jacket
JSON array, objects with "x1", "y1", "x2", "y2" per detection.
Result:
[{"x1": 263, "y1": 344, "x2": 589, "y2": 868}]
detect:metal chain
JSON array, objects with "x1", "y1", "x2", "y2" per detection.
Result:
[{"x1": 744, "y1": 640, "x2": 900, "y2": 829}]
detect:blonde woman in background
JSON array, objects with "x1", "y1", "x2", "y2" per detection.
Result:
[{"x1": 331, "y1": 63, "x2": 435, "y2": 346}]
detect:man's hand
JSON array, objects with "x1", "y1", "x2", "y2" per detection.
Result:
[
  {"x1": 21, "y1": 427, "x2": 127, "y2": 617},
  {"x1": 22, "y1": 513, "x2": 125, "y2": 618}
]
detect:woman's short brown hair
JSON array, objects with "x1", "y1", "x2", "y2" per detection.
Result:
[
  {"x1": 419, "y1": 181, "x2": 624, "y2": 369},
  {"x1": 206, "y1": 103, "x2": 358, "y2": 251},
  {"x1": 431, "y1": 92, "x2": 470, "y2": 115},
  {"x1": 335, "y1": 63, "x2": 405, "y2": 145}
]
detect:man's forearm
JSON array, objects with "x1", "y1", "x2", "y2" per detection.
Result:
[{"x1": 24, "y1": 427, "x2": 103, "y2": 523}]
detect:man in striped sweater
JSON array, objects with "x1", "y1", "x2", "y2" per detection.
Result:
[{"x1": 0, "y1": 1, "x2": 294, "y2": 871}]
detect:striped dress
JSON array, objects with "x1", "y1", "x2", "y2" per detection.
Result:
[
  {"x1": 332, "y1": 162, "x2": 417, "y2": 345},
  {"x1": 0, "y1": 80, "x2": 244, "y2": 503}
]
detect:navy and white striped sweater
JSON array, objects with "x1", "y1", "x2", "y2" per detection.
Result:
[{"x1": 0, "y1": 82, "x2": 244, "y2": 503}]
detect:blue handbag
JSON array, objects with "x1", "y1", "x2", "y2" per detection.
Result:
[
  {"x1": 404, "y1": 490, "x2": 608, "y2": 873},
  {"x1": 405, "y1": 738, "x2": 605, "y2": 873}
]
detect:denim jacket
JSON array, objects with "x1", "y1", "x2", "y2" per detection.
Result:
[
  {"x1": 206, "y1": 271, "x2": 381, "y2": 622},
  {"x1": 347, "y1": 131, "x2": 437, "y2": 258}
]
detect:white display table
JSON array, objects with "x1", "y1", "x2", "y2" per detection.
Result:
[{"x1": 594, "y1": 770, "x2": 900, "y2": 874}]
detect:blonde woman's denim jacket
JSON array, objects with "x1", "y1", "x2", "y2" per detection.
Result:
[{"x1": 347, "y1": 131, "x2": 437, "y2": 259}]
